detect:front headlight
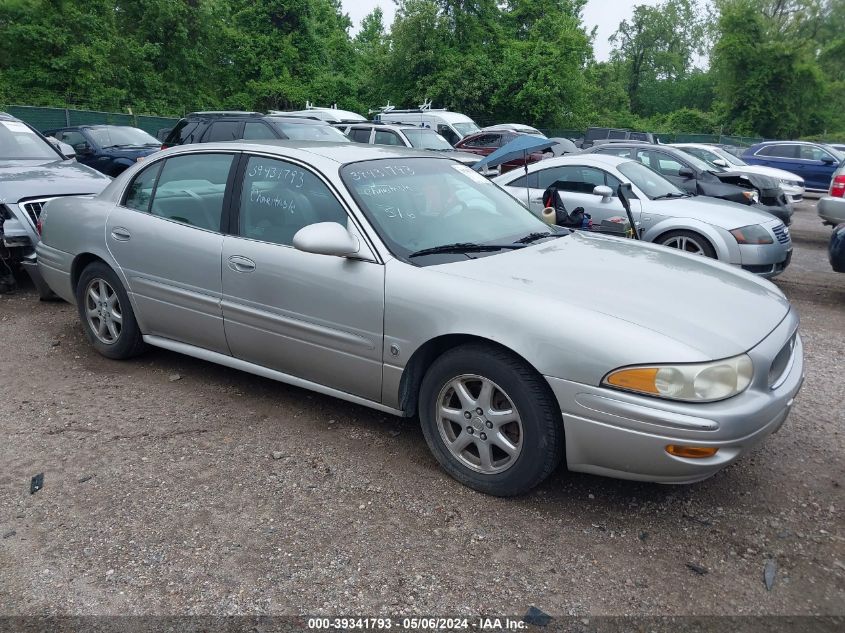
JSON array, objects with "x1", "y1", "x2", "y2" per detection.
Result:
[
  {"x1": 779, "y1": 178, "x2": 799, "y2": 187},
  {"x1": 603, "y1": 354, "x2": 754, "y2": 402},
  {"x1": 730, "y1": 224, "x2": 774, "y2": 244},
  {"x1": 741, "y1": 190, "x2": 760, "y2": 203}
]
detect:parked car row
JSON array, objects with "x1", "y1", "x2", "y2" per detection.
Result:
[{"x1": 30, "y1": 140, "x2": 805, "y2": 496}]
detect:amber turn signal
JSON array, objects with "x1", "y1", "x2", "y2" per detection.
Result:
[
  {"x1": 665, "y1": 445, "x2": 719, "y2": 458},
  {"x1": 605, "y1": 367, "x2": 660, "y2": 394}
]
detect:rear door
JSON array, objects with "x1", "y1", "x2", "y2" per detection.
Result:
[
  {"x1": 106, "y1": 152, "x2": 238, "y2": 353},
  {"x1": 220, "y1": 154, "x2": 385, "y2": 401}
]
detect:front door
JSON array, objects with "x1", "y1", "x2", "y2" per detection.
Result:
[
  {"x1": 106, "y1": 152, "x2": 237, "y2": 354},
  {"x1": 221, "y1": 154, "x2": 385, "y2": 401}
]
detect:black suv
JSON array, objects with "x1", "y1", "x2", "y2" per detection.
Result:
[
  {"x1": 577, "y1": 127, "x2": 658, "y2": 149},
  {"x1": 162, "y1": 112, "x2": 350, "y2": 148}
]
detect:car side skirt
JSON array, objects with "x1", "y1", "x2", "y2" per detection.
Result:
[{"x1": 142, "y1": 335, "x2": 406, "y2": 417}]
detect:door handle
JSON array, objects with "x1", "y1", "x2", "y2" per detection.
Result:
[
  {"x1": 110, "y1": 227, "x2": 131, "y2": 241},
  {"x1": 228, "y1": 255, "x2": 256, "y2": 273}
]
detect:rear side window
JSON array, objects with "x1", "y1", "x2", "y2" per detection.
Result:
[
  {"x1": 349, "y1": 128, "x2": 372, "y2": 143},
  {"x1": 608, "y1": 130, "x2": 627, "y2": 139},
  {"x1": 149, "y1": 153, "x2": 235, "y2": 231},
  {"x1": 124, "y1": 161, "x2": 163, "y2": 212},
  {"x1": 758, "y1": 144, "x2": 798, "y2": 158},
  {"x1": 203, "y1": 121, "x2": 242, "y2": 142}
]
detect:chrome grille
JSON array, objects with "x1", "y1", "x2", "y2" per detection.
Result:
[
  {"x1": 18, "y1": 197, "x2": 57, "y2": 228},
  {"x1": 772, "y1": 223, "x2": 790, "y2": 245}
]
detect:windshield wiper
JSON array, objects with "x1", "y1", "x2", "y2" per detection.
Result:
[
  {"x1": 409, "y1": 242, "x2": 526, "y2": 258},
  {"x1": 653, "y1": 192, "x2": 689, "y2": 200},
  {"x1": 514, "y1": 231, "x2": 565, "y2": 244}
]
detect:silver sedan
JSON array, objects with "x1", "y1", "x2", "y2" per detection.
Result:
[
  {"x1": 37, "y1": 142, "x2": 803, "y2": 496},
  {"x1": 494, "y1": 154, "x2": 793, "y2": 278}
]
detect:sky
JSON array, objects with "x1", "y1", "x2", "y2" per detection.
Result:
[{"x1": 340, "y1": 0, "x2": 664, "y2": 61}]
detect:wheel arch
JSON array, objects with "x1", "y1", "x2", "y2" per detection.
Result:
[
  {"x1": 644, "y1": 218, "x2": 738, "y2": 263},
  {"x1": 396, "y1": 333, "x2": 546, "y2": 418},
  {"x1": 70, "y1": 252, "x2": 110, "y2": 292}
]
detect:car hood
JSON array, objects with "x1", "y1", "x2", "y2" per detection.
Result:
[
  {"x1": 716, "y1": 169, "x2": 778, "y2": 191},
  {"x1": 646, "y1": 195, "x2": 781, "y2": 230},
  {"x1": 0, "y1": 159, "x2": 111, "y2": 202},
  {"x1": 431, "y1": 231, "x2": 790, "y2": 359},
  {"x1": 738, "y1": 164, "x2": 803, "y2": 184}
]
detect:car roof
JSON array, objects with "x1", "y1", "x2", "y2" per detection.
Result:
[
  {"x1": 160, "y1": 139, "x2": 438, "y2": 165},
  {"x1": 494, "y1": 153, "x2": 628, "y2": 180}
]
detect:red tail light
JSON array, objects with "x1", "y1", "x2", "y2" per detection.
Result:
[
  {"x1": 831, "y1": 174, "x2": 845, "y2": 198},
  {"x1": 36, "y1": 218, "x2": 43, "y2": 235},
  {"x1": 160, "y1": 144, "x2": 170, "y2": 150}
]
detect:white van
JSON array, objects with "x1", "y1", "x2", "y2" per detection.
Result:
[
  {"x1": 372, "y1": 103, "x2": 480, "y2": 146},
  {"x1": 271, "y1": 103, "x2": 367, "y2": 124}
]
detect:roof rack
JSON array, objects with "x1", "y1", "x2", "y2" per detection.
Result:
[
  {"x1": 368, "y1": 100, "x2": 446, "y2": 115},
  {"x1": 187, "y1": 111, "x2": 262, "y2": 117}
]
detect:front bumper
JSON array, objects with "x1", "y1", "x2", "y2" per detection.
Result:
[
  {"x1": 545, "y1": 312, "x2": 803, "y2": 484},
  {"x1": 818, "y1": 197, "x2": 845, "y2": 225}
]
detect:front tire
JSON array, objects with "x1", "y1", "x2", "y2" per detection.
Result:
[
  {"x1": 418, "y1": 344, "x2": 564, "y2": 496},
  {"x1": 75, "y1": 262, "x2": 145, "y2": 359},
  {"x1": 656, "y1": 230, "x2": 717, "y2": 258}
]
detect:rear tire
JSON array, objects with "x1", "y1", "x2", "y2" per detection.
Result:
[
  {"x1": 75, "y1": 262, "x2": 146, "y2": 359},
  {"x1": 418, "y1": 343, "x2": 564, "y2": 496},
  {"x1": 656, "y1": 230, "x2": 717, "y2": 258}
]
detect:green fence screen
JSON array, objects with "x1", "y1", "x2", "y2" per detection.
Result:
[{"x1": 1, "y1": 105, "x2": 180, "y2": 136}]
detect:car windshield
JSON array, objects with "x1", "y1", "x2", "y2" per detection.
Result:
[
  {"x1": 685, "y1": 145, "x2": 747, "y2": 168},
  {"x1": 341, "y1": 158, "x2": 555, "y2": 264},
  {"x1": 680, "y1": 150, "x2": 719, "y2": 173},
  {"x1": 0, "y1": 120, "x2": 60, "y2": 159},
  {"x1": 618, "y1": 160, "x2": 686, "y2": 199},
  {"x1": 453, "y1": 122, "x2": 480, "y2": 138},
  {"x1": 270, "y1": 121, "x2": 350, "y2": 142},
  {"x1": 712, "y1": 147, "x2": 747, "y2": 166},
  {"x1": 88, "y1": 126, "x2": 159, "y2": 147},
  {"x1": 823, "y1": 145, "x2": 845, "y2": 161},
  {"x1": 402, "y1": 129, "x2": 454, "y2": 150}
]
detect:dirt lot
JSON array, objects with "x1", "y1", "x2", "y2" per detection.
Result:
[{"x1": 0, "y1": 200, "x2": 843, "y2": 619}]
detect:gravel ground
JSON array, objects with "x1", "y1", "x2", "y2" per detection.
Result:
[{"x1": 0, "y1": 200, "x2": 843, "y2": 618}]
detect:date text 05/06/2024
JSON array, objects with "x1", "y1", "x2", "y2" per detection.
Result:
[{"x1": 306, "y1": 617, "x2": 529, "y2": 630}]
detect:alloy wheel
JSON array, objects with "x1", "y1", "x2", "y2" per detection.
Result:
[
  {"x1": 84, "y1": 278, "x2": 123, "y2": 344},
  {"x1": 435, "y1": 374, "x2": 524, "y2": 474}
]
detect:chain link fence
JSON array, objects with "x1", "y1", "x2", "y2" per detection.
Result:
[{"x1": 1, "y1": 105, "x2": 179, "y2": 137}]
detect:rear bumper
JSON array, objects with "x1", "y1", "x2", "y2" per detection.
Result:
[
  {"x1": 546, "y1": 314, "x2": 803, "y2": 484},
  {"x1": 818, "y1": 197, "x2": 845, "y2": 225}
]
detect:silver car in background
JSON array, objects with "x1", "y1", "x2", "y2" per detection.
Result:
[
  {"x1": 37, "y1": 142, "x2": 803, "y2": 496},
  {"x1": 818, "y1": 160, "x2": 845, "y2": 226},
  {"x1": 673, "y1": 143, "x2": 806, "y2": 203},
  {"x1": 494, "y1": 154, "x2": 793, "y2": 278}
]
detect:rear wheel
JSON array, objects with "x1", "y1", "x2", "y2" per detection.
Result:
[
  {"x1": 418, "y1": 344, "x2": 564, "y2": 496},
  {"x1": 656, "y1": 230, "x2": 716, "y2": 258},
  {"x1": 75, "y1": 262, "x2": 145, "y2": 359}
]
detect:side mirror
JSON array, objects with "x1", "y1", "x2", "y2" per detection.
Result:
[
  {"x1": 293, "y1": 222, "x2": 359, "y2": 257},
  {"x1": 713, "y1": 158, "x2": 729, "y2": 167},
  {"x1": 593, "y1": 185, "x2": 613, "y2": 201},
  {"x1": 678, "y1": 167, "x2": 694, "y2": 178},
  {"x1": 57, "y1": 141, "x2": 76, "y2": 159},
  {"x1": 821, "y1": 157, "x2": 836, "y2": 165}
]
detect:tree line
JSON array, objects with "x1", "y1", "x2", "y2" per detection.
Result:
[{"x1": 0, "y1": 0, "x2": 842, "y2": 139}]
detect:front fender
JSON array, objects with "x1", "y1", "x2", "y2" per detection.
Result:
[{"x1": 643, "y1": 217, "x2": 741, "y2": 265}]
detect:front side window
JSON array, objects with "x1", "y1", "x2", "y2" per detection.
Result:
[
  {"x1": 536, "y1": 165, "x2": 606, "y2": 192},
  {"x1": 341, "y1": 158, "x2": 553, "y2": 264},
  {"x1": 759, "y1": 144, "x2": 798, "y2": 159},
  {"x1": 149, "y1": 153, "x2": 234, "y2": 231},
  {"x1": 349, "y1": 128, "x2": 372, "y2": 143},
  {"x1": 437, "y1": 125, "x2": 460, "y2": 145},
  {"x1": 242, "y1": 122, "x2": 278, "y2": 140},
  {"x1": 402, "y1": 129, "x2": 453, "y2": 150},
  {"x1": 60, "y1": 131, "x2": 90, "y2": 150},
  {"x1": 239, "y1": 156, "x2": 347, "y2": 246},
  {"x1": 123, "y1": 161, "x2": 164, "y2": 212},
  {"x1": 374, "y1": 130, "x2": 405, "y2": 146},
  {"x1": 801, "y1": 145, "x2": 837, "y2": 162}
]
